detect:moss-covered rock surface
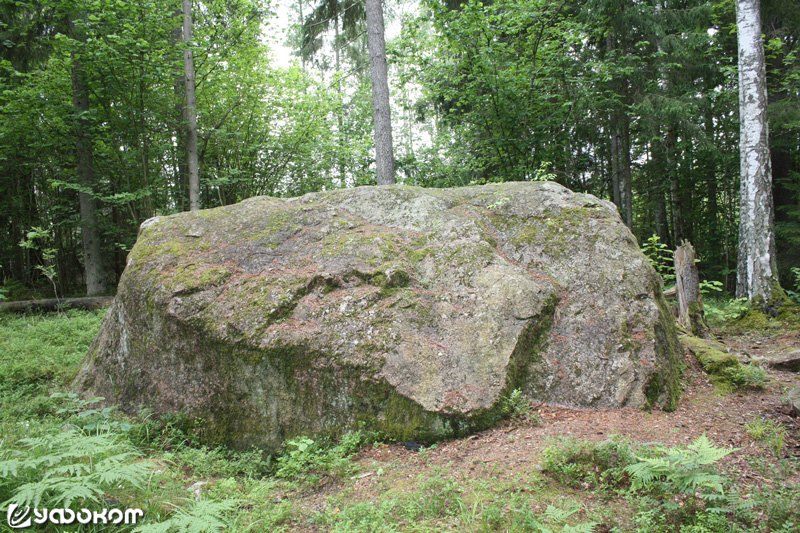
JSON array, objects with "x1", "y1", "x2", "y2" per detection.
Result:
[{"x1": 73, "y1": 182, "x2": 682, "y2": 451}]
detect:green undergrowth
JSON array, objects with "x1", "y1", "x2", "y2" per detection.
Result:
[
  {"x1": 705, "y1": 295, "x2": 800, "y2": 332},
  {"x1": 0, "y1": 309, "x2": 798, "y2": 531}
]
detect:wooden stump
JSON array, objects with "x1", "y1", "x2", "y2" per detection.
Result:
[{"x1": 674, "y1": 241, "x2": 709, "y2": 337}]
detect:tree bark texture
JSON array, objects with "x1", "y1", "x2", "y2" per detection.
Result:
[
  {"x1": 70, "y1": 17, "x2": 106, "y2": 297},
  {"x1": 674, "y1": 242, "x2": 709, "y2": 338},
  {"x1": 735, "y1": 0, "x2": 779, "y2": 306},
  {"x1": 183, "y1": 0, "x2": 200, "y2": 210},
  {"x1": 365, "y1": 0, "x2": 395, "y2": 185},
  {"x1": 622, "y1": 114, "x2": 633, "y2": 228}
]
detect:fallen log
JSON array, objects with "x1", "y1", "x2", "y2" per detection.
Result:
[{"x1": 0, "y1": 296, "x2": 114, "y2": 313}]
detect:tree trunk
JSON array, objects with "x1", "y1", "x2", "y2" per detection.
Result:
[
  {"x1": 365, "y1": 0, "x2": 395, "y2": 185},
  {"x1": 735, "y1": 0, "x2": 779, "y2": 308},
  {"x1": 666, "y1": 127, "x2": 684, "y2": 245},
  {"x1": 172, "y1": 9, "x2": 188, "y2": 211},
  {"x1": 69, "y1": 16, "x2": 106, "y2": 297},
  {"x1": 610, "y1": 122, "x2": 621, "y2": 210},
  {"x1": 183, "y1": 0, "x2": 200, "y2": 210},
  {"x1": 674, "y1": 242, "x2": 709, "y2": 338},
  {"x1": 622, "y1": 113, "x2": 633, "y2": 228},
  {"x1": 705, "y1": 106, "x2": 719, "y2": 240},
  {"x1": 334, "y1": 14, "x2": 346, "y2": 185}
]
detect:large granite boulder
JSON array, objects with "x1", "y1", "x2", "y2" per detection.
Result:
[{"x1": 73, "y1": 182, "x2": 682, "y2": 451}]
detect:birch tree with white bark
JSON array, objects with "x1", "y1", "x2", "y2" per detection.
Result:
[{"x1": 735, "y1": 0, "x2": 780, "y2": 307}]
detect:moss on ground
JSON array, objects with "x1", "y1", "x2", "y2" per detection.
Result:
[{"x1": 681, "y1": 335, "x2": 745, "y2": 395}]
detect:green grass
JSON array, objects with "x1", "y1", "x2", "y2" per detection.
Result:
[
  {"x1": 0, "y1": 309, "x2": 798, "y2": 532},
  {"x1": 745, "y1": 416, "x2": 787, "y2": 456},
  {"x1": 541, "y1": 436, "x2": 639, "y2": 496},
  {"x1": 0, "y1": 309, "x2": 105, "y2": 421}
]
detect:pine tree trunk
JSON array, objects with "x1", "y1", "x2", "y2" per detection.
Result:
[
  {"x1": 172, "y1": 9, "x2": 188, "y2": 211},
  {"x1": 666, "y1": 127, "x2": 684, "y2": 244},
  {"x1": 735, "y1": 0, "x2": 779, "y2": 307},
  {"x1": 69, "y1": 17, "x2": 106, "y2": 297},
  {"x1": 183, "y1": 0, "x2": 200, "y2": 210},
  {"x1": 365, "y1": 0, "x2": 395, "y2": 185},
  {"x1": 674, "y1": 242, "x2": 708, "y2": 337},
  {"x1": 705, "y1": 107, "x2": 719, "y2": 239},
  {"x1": 622, "y1": 113, "x2": 633, "y2": 228},
  {"x1": 610, "y1": 130, "x2": 621, "y2": 209}
]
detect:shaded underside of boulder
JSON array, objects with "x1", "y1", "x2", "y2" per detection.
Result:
[{"x1": 73, "y1": 182, "x2": 682, "y2": 452}]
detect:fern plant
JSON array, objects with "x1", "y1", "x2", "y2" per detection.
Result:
[
  {"x1": 133, "y1": 498, "x2": 240, "y2": 533},
  {"x1": 626, "y1": 434, "x2": 732, "y2": 495},
  {"x1": 500, "y1": 388, "x2": 532, "y2": 418},
  {"x1": 0, "y1": 428, "x2": 152, "y2": 510},
  {"x1": 523, "y1": 505, "x2": 597, "y2": 533},
  {"x1": 625, "y1": 434, "x2": 735, "y2": 521}
]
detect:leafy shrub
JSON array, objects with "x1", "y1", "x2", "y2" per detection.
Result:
[
  {"x1": 699, "y1": 279, "x2": 724, "y2": 295},
  {"x1": 274, "y1": 428, "x2": 379, "y2": 481},
  {"x1": 126, "y1": 410, "x2": 206, "y2": 451},
  {"x1": 172, "y1": 446, "x2": 271, "y2": 479},
  {"x1": 51, "y1": 392, "x2": 133, "y2": 433},
  {"x1": 642, "y1": 234, "x2": 675, "y2": 287},
  {"x1": 704, "y1": 297, "x2": 750, "y2": 325},
  {"x1": 721, "y1": 363, "x2": 768, "y2": 391},
  {"x1": 541, "y1": 437, "x2": 638, "y2": 494}
]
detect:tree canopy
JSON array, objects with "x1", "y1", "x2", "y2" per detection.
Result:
[{"x1": 0, "y1": 0, "x2": 798, "y2": 302}]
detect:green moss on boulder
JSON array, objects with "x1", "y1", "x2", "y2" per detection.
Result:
[{"x1": 74, "y1": 182, "x2": 683, "y2": 452}]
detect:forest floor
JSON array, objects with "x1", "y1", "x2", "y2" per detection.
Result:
[
  {"x1": 1, "y1": 308, "x2": 799, "y2": 532},
  {"x1": 279, "y1": 323, "x2": 800, "y2": 532}
]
